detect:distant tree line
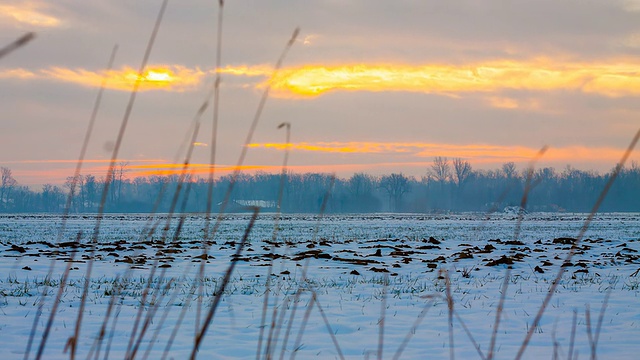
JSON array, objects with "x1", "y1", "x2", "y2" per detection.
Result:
[{"x1": 0, "y1": 158, "x2": 639, "y2": 213}]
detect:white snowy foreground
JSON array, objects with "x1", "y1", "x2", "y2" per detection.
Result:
[{"x1": 0, "y1": 213, "x2": 639, "y2": 359}]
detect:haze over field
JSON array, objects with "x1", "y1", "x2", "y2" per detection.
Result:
[{"x1": 1, "y1": 0, "x2": 640, "y2": 186}]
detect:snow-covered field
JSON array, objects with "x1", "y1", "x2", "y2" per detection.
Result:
[{"x1": 1, "y1": 212, "x2": 639, "y2": 359}]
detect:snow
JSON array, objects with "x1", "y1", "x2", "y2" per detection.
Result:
[{"x1": 0, "y1": 212, "x2": 639, "y2": 359}]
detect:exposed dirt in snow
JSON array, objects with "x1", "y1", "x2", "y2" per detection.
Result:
[{"x1": 0, "y1": 213, "x2": 639, "y2": 359}]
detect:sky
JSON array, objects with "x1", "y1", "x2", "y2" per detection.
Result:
[{"x1": 1, "y1": 0, "x2": 640, "y2": 187}]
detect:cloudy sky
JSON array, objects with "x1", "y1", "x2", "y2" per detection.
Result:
[{"x1": 2, "y1": 0, "x2": 640, "y2": 187}]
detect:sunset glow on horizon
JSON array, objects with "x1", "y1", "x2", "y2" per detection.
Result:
[
  {"x1": 7, "y1": 147, "x2": 639, "y2": 187},
  {"x1": 2, "y1": 1, "x2": 639, "y2": 187}
]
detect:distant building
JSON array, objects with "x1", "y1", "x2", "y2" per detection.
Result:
[{"x1": 219, "y1": 199, "x2": 277, "y2": 212}]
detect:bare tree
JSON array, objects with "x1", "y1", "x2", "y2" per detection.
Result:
[
  {"x1": 84, "y1": 174, "x2": 97, "y2": 210},
  {"x1": 64, "y1": 175, "x2": 85, "y2": 212},
  {"x1": 346, "y1": 173, "x2": 379, "y2": 212},
  {"x1": 430, "y1": 156, "x2": 451, "y2": 184},
  {"x1": 348, "y1": 173, "x2": 375, "y2": 197},
  {"x1": 502, "y1": 162, "x2": 517, "y2": 179},
  {"x1": 0, "y1": 167, "x2": 18, "y2": 210},
  {"x1": 452, "y1": 158, "x2": 472, "y2": 188},
  {"x1": 379, "y1": 173, "x2": 411, "y2": 211},
  {"x1": 106, "y1": 161, "x2": 129, "y2": 205},
  {"x1": 115, "y1": 161, "x2": 129, "y2": 204},
  {"x1": 535, "y1": 167, "x2": 557, "y2": 182}
]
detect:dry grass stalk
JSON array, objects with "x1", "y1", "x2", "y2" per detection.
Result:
[
  {"x1": 199, "y1": 0, "x2": 226, "y2": 338},
  {"x1": 515, "y1": 127, "x2": 640, "y2": 360},
  {"x1": 0, "y1": 32, "x2": 35, "y2": 59},
  {"x1": 26, "y1": 44, "x2": 119, "y2": 360},
  {"x1": 128, "y1": 279, "x2": 175, "y2": 359},
  {"x1": 190, "y1": 207, "x2": 260, "y2": 359},
  {"x1": 392, "y1": 297, "x2": 438, "y2": 360},
  {"x1": 568, "y1": 310, "x2": 578, "y2": 360},
  {"x1": 378, "y1": 273, "x2": 389, "y2": 360},
  {"x1": 290, "y1": 295, "x2": 316, "y2": 360},
  {"x1": 310, "y1": 290, "x2": 345, "y2": 360},
  {"x1": 84, "y1": 274, "x2": 122, "y2": 360},
  {"x1": 585, "y1": 288, "x2": 612, "y2": 360},
  {"x1": 8, "y1": 2, "x2": 638, "y2": 358},
  {"x1": 487, "y1": 146, "x2": 547, "y2": 360},
  {"x1": 453, "y1": 310, "x2": 486, "y2": 360},
  {"x1": 125, "y1": 82, "x2": 212, "y2": 358},
  {"x1": 66, "y1": 2, "x2": 168, "y2": 358},
  {"x1": 442, "y1": 270, "x2": 455, "y2": 360},
  {"x1": 32, "y1": 233, "x2": 79, "y2": 360},
  {"x1": 265, "y1": 175, "x2": 335, "y2": 359}
]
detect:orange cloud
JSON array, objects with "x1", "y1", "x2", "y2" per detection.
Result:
[
  {"x1": 42, "y1": 65, "x2": 205, "y2": 91},
  {"x1": 229, "y1": 60, "x2": 640, "y2": 98},
  {"x1": 41, "y1": 65, "x2": 206, "y2": 91},
  {"x1": 0, "y1": 65, "x2": 206, "y2": 91},
  {"x1": 0, "y1": 68, "x2": 36, "y2": 79},
  {"x1": 2, "y1": 159, "x2": 165, "y2": 186},
  {"x1": 128, "y1": 164, "x2": 273, "y2": 177},
  {"x1": 249, "y1": 141, "x2": 533, "y2": 158},
  {"x1": 248, "y1": 141, "x2": 635, "y2": 164},
  {"x1": 216, "y1": 65, "x2": 272, "y2": 77},
  {"x1": 30, "y1": 60, "x2": 593, "y2": 99},
  {"x1": 487, "y1": 96, "x2": 519, "y2": 109},
  {"x1": 7, "y1": 59, "x2": 640, "y2": 97},
  {"x1": 485, "y1": 96, "x2": 543, "y2": 110},
  {"x1": 1, "y1": 159, "x2": 165, "y2": 165},
  {"x1": 0, "y1": 3, "x2": 61, "y2": 27}
]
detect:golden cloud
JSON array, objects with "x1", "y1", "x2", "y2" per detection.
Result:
[
  {"x1": 41, "y1": 65, "x2": 206, "y2": 92},
  {"x1": 1, "y1": 65, "x2": 206, "y2": 91},
  {"x1": 487, "y1": 96, "x2": 520, "y2": 109},
  {"x1": 0, "y1": 68, "x2": 36, "y2": 79},
  {"x1": 3, "y1": 159, "x2": 165, "y2": 185},
  {"x1": 129, "y1": 164, "x2": 270, "y2": 177},
  {"x1": 6, "y1": 59, "x2": 640, "y2": 97},
  {"x1": 229, "y1": 60, "x2": 640, "y2": 98},
  {"x1": 0, "y1": 3, "x2": 61, "y2": 27},
  {"x1": 485, "y1": 96, "x2": 542, "y2": 110},
  {"x1": 1, "y1": 159, "x2": 166, "y2": 165},
  {"x1": 216, "y1": 65, "x2": 272, "y2": 77}
]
